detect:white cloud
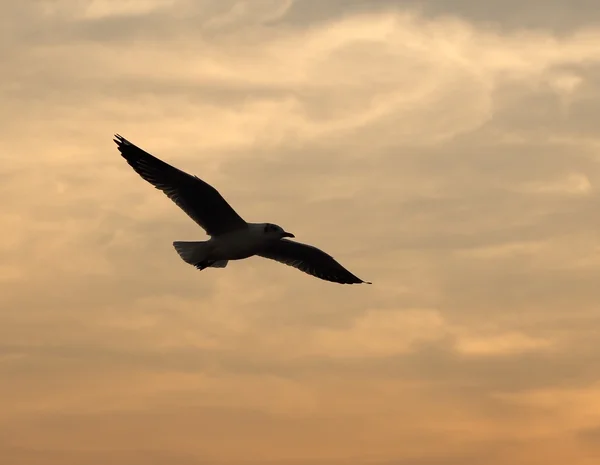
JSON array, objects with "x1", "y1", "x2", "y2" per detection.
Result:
[
  {"x1": 309, "y1": 308, "x2": 447, "y2": 358},
  {"x1": 519, "y1": 172, "x2": 593, "y2": 196},
  {"x1": 455, "y1": 331, "x2": 554, "y2": 357},
  {"x1": 81, "y1": 0, "x2": 177, "y2": 19}
]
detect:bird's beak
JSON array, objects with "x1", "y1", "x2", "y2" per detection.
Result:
[{"x1": 282, "y1": 231, "x2": 295, "y2": 238}]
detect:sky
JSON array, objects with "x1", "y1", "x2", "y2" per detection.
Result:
[{"x1": 2, "y1": 0, "x2": 600, "y2": 464}]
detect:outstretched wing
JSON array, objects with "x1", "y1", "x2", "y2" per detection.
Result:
[
  {"x1": 258, "y1": 239, "x2": 371, "y2": 285},
  {"x1": 114, "y1": 134, "x2": 247, "y2": 236}
]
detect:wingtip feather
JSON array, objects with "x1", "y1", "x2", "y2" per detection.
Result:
[{"x1": 113, "y1": 133, "x2": 129, "y2": 147}]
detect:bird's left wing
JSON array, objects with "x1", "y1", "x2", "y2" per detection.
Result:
[
  {"x1": 114, "y1": 134, "x2": 247, "y2": 236},
  {"x1": 258, "y1": 239, "x2": 371, "y2": 284}
]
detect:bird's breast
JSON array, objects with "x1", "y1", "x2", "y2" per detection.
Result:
[{"x1": 210, "y1": 229, "x2": 269, "y2": 260}]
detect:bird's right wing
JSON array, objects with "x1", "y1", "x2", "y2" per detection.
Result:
[
  {"x1": 114, "y1": 134, "x2": 247, "y2": 236},
  {"x1": 258, "y1": 239, "x2": 371, "y2": 285}
]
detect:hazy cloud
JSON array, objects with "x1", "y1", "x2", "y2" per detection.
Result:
[{"x1": 3, "y1": 1, "x2": 600, "y2": 464}]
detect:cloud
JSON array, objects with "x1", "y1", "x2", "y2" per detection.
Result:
[
  {"x1": 281, "y1": 0, "x2": 600, "y2": 33},
  {"x1": 309, "y1": 309, "x2": 447, "y2": 357},
  {"x1": 4, "y1": 1, "x2": 600, "y2": 464},
  {"x1": 455, "y1": 332, "x2": 554, "y2": 357}
]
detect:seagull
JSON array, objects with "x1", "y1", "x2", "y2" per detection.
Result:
[{"x1": 113, "y1": 135, "x2": 371, "y2": 285}]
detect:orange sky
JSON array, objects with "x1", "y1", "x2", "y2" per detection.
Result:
[{"x1": 2, "y1": 1, "x2": 600, "y2": 464}]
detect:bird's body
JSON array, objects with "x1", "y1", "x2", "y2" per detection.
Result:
[
  {"x1": 174, "y1": 223, "x2": 288, "y2": 269},
  {"x1": 114, "y1": 134, "x2": 370, "y2": 285},
  {"x1": 207, "y1": 223, "x2": 271, "y2": 260}
]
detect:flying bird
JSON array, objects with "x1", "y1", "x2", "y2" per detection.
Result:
[{"x1": 113, "y1": 135, "x2": 371, "y2": 285}]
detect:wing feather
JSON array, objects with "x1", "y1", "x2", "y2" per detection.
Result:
[
  {"x1": 114, "y1": 134, "x2": 246, "y2": 236},
  {"x1": 258, "y1": 239, "x2": 371, "y2": 285}
]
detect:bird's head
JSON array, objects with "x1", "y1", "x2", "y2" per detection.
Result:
[{"x1": 262, "y1": 223, "x2": 294, "y2": 239}]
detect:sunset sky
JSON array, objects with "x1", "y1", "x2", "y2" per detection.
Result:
[{"x1": 3, "y1": 1, "x2": 600, "y2": 464}]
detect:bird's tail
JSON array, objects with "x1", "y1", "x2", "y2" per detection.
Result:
[{"x1": 173, "y1": 241, "x2": 228, "y2": 269}]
